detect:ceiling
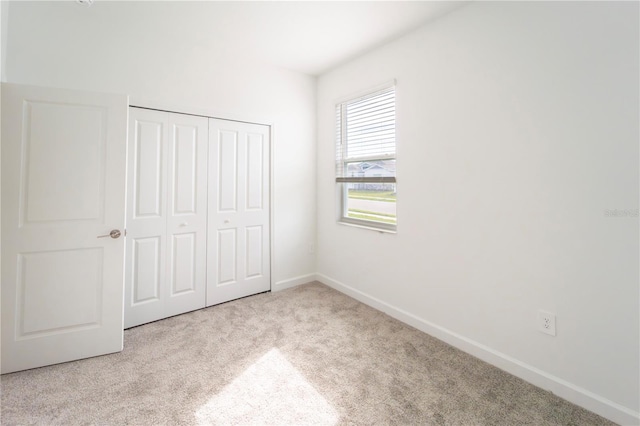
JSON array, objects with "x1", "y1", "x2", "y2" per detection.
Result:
[{"x1": 76, "y1": 1, "x2": 469, "y2": 76}]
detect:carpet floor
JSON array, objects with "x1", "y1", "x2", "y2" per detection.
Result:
[{"x1": 1, "y1": 282, "x2": 613, "y2": 425}]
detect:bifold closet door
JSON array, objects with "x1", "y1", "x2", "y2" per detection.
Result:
[
  {"x1": 207, "y1": 119, "x2": 271, "y2": 306},
  {"x1": 125, "y1": 108, "x2": 208, "y2": 328}
]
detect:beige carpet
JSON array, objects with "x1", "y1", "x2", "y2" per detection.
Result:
[{"x1": 1, "y1": 282, "x2": 613, "y2": 425}]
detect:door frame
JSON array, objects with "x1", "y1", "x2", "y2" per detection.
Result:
[{"x1": 128, "y1": 99, "x2": 275, "y2": 295}]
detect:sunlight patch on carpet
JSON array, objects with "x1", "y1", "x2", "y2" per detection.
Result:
[{"x1": 195, "y1": 348, "x2": 339, "y2": 425}]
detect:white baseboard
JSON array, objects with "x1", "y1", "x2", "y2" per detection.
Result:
[
  {"x1": 272, "y1": 273, "x2": 318, "y2": 292},
  {"x1": 316, "y1": 273, "x2": 639, "y2": 426}
]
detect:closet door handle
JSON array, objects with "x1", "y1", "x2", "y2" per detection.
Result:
[{"x1": 179, "y1": 222, "x2": 188, "y2": 227}]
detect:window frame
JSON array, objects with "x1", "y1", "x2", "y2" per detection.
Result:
[{"x1": 335, "y1": 84, "x2": 397, "y2": 233}]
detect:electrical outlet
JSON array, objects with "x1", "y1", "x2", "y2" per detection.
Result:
[{"x1": 538, "y1": 310, "x2": 556, "y2": 336}]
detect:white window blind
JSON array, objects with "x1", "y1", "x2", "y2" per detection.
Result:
[
  {"x1": 336, "y1": 86, "x2": 396, "y2": 183},
  {"x1": 335, "y1": 85, "x2": 397, "y2": 231}
]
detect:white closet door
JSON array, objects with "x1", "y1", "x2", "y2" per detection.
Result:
[
  {"x1": 165, "y1": 113, "x2": 208, "y2": 317},
  {"x1": 1, "y1": 83, "x2": 128, "y2": 373},
  {"x1": 207, "y1": 119, "x2": 270, "y2": 306},
  {"x1": 124, "y1": 108, "x2": 168, "y2": 328},
  {"x1": 124, "y1": 108, "x2": 207, "y2": 328}
]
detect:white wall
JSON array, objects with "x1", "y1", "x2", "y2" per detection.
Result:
[
  {"x1": 0, "y1": 0, "x2": 6, "y2": 80},
  {"x1": 4, "y1": 1, "x2": 317, "y2": 287},
  {"x1": 0, "y1": 0, "x2": 3, "y2": 344},
  {"x1": 317, "y1": 2, "x2": 639, "y2": 424}
]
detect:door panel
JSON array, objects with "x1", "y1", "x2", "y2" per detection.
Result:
[
  {"x1": 131, "y1": 236, "x2": 162, "y2": 304},
  {"x1": 246, "y1": 133, "x2": 264, "y2": 211},
  {"x1": 22, "y1": 102, "x2": 106, "y2": 224},
  {"x1": 134, "y1": 120, "x2": 164, "y2": 218},
  {"x1": 170, "y1": 232, "x2": 196, "y2": 295},
  {"x1": 124, "y1": 108, "x2": 207, "y2": 327},
  {"x1": 218, "y1": 130, "x2": 238, "y2": 212},
  {"x1": 18, "y1": 248, "x2": 102, "y2": 336},
  {"x1": 172, "y1": 125, "x2": 198, "y2": 215},
  {"x1": 1, "y1": 83, "x2": 128, "y2": 374},
  {"x1": 125, "y1": 109, "x2": 167, "y2": 327},
  {"x1": 217, "y1": 228, "x2": 237, "y2": 285},
  {"x1": 245, "y1": 225, "x2": 264, "y2": 278},
  {"x1": 165, "y1": 113, "x2": 207, "y2": 318},
  {"x1": 207, "y1": 119, "x2": 270, "y2": 306}
]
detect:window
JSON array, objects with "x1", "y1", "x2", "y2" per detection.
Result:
[{"x1": 336, "y1": 85, "x2": 396, "y2": 231}]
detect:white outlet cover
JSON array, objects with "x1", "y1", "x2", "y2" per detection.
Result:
[{"x1": 538, "y1": 310, "x2": 557, "y2": 336}]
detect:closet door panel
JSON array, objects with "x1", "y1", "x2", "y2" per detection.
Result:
[
  {"x1": 207, "y1": 119, "x2": 270, "y2": 306},
  {"x1": 125, "y1": 109, "x2": 168, "y2": 328},
  {"x1": 170, "y1": 232, "x2": 196, "y2": 294},
  {"x1": 217, "y1": 130, "x2": 238, "y2": 212},
  {"x1": 171, "y1": 124, "x2": 198, "y2": 215},
  {"x1": 125, "y1": 109, "x2": 208, "y2": 327},
  {"x1": 217, "y1": 228, "x2": 237, "y2": 285},
  {"x1": 131, "y1": 236, "x2": 162, "y2": 303},
  {"x1": 245, "y1": 225, "x2": 264, "y2": 279},
  {"x1": 134, "y1": 121, "x2": 164, "y2": 218},
  {"x1": 243, "y1": 131, "x2": 270, "y2": 286},
  {"x1": 129, "y1": 112, "x2": 166, "y2": 228},
  {"x1": 245, "y1": 133, "x2": 265, "y2": 211},
  {"x1": 165, "y1": 113, "x2": 207, "y2": 317}
]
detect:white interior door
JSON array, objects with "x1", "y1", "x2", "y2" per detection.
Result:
[
  {"x1": 1, "y1": 83, "x2": 128, "y2": 374},
  {"x1": 207, "y1": 118, "x2": 270, "y2": 306},
  {"x1": 124, "y1": 108, "x2": 207, "y2": 328}
]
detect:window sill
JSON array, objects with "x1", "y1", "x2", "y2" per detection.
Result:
[{"x1": 338, "y1": 220, "x2": 397, "y2": 234}]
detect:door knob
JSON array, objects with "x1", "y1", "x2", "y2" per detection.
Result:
[{"x1": 97, "y1": 229, "x2": 121, "y2": 239}]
